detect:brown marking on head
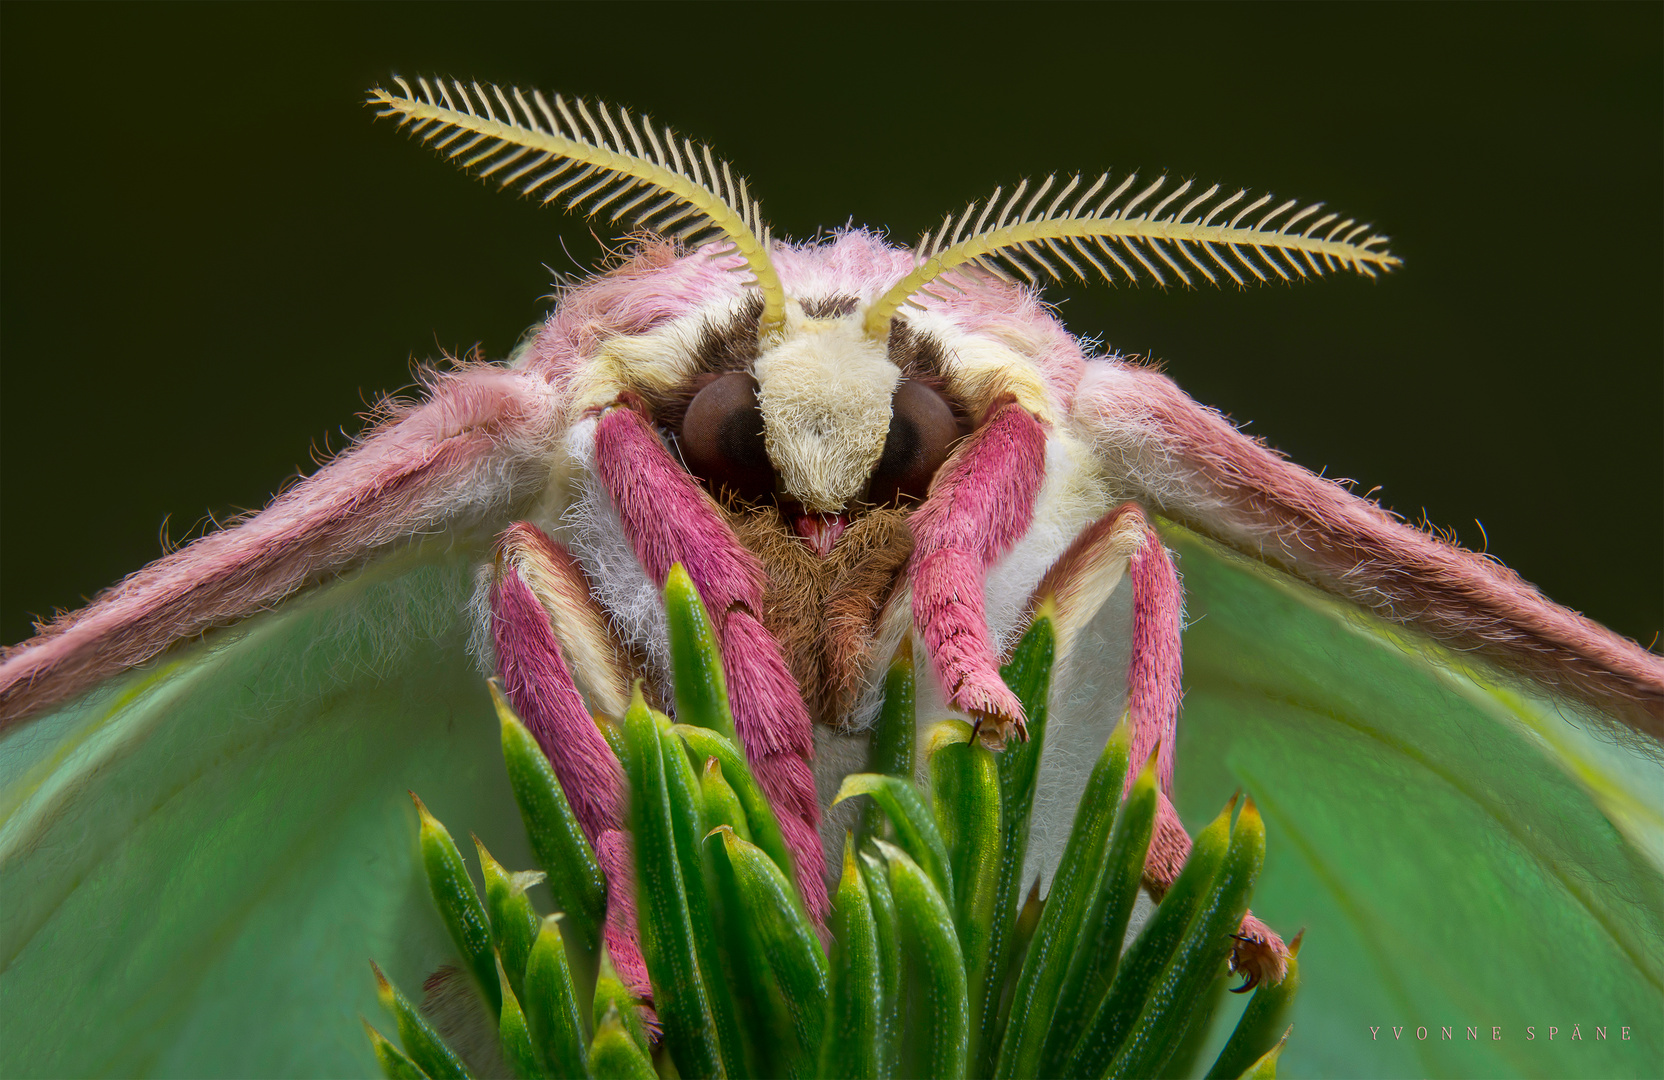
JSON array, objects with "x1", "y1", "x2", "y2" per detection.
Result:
[
  {"x1": 799, "y1": 294, "x2": 860, "y2": 318},
  {"x1": 886, "y1": 322, "x2": 974, "y2": 440},
  {"x1": 642, "y1": 292, "x2": 764, "y2": 432}
]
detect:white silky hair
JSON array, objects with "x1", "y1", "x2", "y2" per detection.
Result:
[
  {"x1": 557, "y1": 418, "x2": 675, "y2": 691},
  {"x1": 466, "y1": 563, "x2": 497, "y2": 678}
]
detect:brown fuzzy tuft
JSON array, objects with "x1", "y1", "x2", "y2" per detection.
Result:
[
  {"x1": 724, "y1": 500, "x2": 914, "y2": 728},
  {"x1": 644, "y1": 292, "x2": 765, "y2": 434}
]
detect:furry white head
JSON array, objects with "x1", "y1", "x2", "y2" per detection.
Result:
[{"x1": 754, "y1": 304, "x2": 900, "y2": 512}]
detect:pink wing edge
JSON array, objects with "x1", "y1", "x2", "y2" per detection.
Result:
[
  {"x1": 1071, "y1": 360, "x2": 1664, "y2": 740},
  {"x1": 0, "y1": 241, "x2": 724, "y2": 728}
]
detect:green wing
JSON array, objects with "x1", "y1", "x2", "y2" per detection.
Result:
[
  {"x1": 1162, "y1": 523, "x2": 1664, "y2": 1079},
  {"x1": 0, "y1": 549, "x2": 530, "y2": 1078}
]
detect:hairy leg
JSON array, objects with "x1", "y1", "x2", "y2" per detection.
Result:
[
  {"x1": 594, "y1": 401, "x2": 828, "y2": 925},
  {"x1": 909, "y1": 396, "x2": 1049, "y2": 748},
  {"x1": 1037, "y1": 503, "x2": 1290, "y2": 986},
  {"x1": 489, "y1": 523, "x2": 650, "y2": 1001}
]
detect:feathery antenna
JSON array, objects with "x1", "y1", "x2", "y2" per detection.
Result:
[
  {"x1": 369, "y1": 77, "x2": 786, "y2": 340},
  {"x1": 863, "y1": 172, "x2": 1402, "y2": 338}
]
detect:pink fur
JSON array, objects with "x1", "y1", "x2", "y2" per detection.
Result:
[
  {"x1": 15, "y1": 231, "x2": 1646, "y2": 742},
  {"x1": 490, "y1": 568, "x2": 624, "y2": 845},
  {"x1": 1147, "y1": 792, "x2": 1288, "y2": 986},
  {"x1": 1072, "y1": 361, "x2": 1664, "y2": 736},
  {"x1": 5, "y1": 228, "x2": 1656, "y2": 973},
  {"x1": 0, "y1": 365, "x2": 558, "y2": 727},
  {"x1": 1127, "y1": 520, "x2": 1184, "y2": 798},
  {"x1": 754, "y1": 756, "x2": 834, "y2": 920},
  {"x1": 591, "y1": 402, "x2": 828, "y2": 924},
  {"x1": 523, "y1": 243, "x2": 747, "y2": 392},
  {"x1": 719, "y1": 610, "x2": 813, "y2": 758},
  {"x1": 594, "y1": 405, "x2": 768, "y2": 616},
  {"x1": 597, "y1": 828, "x2": 655, "y2": 1010},
  {"x1": 773, "y1": 231, "x2": 916, "y2": 306},
  {"x1": 909, "y1": 397, "x2": 1049, "y2": 726}
]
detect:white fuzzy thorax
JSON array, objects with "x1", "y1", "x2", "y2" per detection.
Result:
[
  {"x1": 558, "y1": 419, "x2": 675, "y2": 691},
  {"x1": 755, "y1": 307, "x2": 900, "y2": 512}
]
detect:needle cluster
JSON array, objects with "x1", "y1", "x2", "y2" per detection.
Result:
[{"x1": 368, "y1": 571, "x2": 1300, "y2": 1079}]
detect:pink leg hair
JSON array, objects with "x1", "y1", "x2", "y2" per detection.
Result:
[
  {"x1": 1123, "y1": 505, "x2": 1182, "y2": 797},
  {"x1": 491, "y1": 534, "x2": 654, "y2": 1003},
  {"x1": 1148, "y1": 796, "x2": 1287, "y2": 988},
  {"x1": 909, "y1": 395, "x2": 1049, "y2": 747},
  {"x1": 1075, "y1": 361, "x2": 1663, "y2": 736},
  {"x1": 594, "y1": 402, "x2": 827, "y2": 926},
  {"x1": 597, "y1": 828, "x2": 656, "y2": 1023},
  {"x1": 1123, "y1": 518, "x2": 1289, "y2": 986},
  {"x1": 490, "y1": 557, "x2": 625, "y2": 846},
  {"x1": 1, "y1": 240, "x2": 749, "y2": 730}
]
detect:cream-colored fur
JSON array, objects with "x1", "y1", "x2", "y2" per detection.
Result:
[
  {"x1": 903, "y1": 307, "x2": 1057, "y2": 423},
  {"x1": 755, "y1": 307, "x2": 900, "y2": 512}
]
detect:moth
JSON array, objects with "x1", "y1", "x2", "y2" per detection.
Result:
[{"x1": 1, "y1": 77, "x2": 1660, "y2": 1078}]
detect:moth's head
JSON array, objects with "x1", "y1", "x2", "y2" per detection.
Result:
[{"x1": 665, "y1": 288, "x2": 968, "y2": 553}]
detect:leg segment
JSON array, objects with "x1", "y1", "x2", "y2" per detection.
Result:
[
  {"x1": 491, "y1": 524, "x2": 627, "y2": 844},
  {"x1": 1033, "y1": 503, "x2": 1289, "y2": 986},
  {"x1": 594, "y1": 402, "x2": 827, "y2": 925},
  {"x1": 1124, "y1": 507, "x2": 1183, "y2": 797},
  {"x1": 1120, "y1": 519, "x2": 1288, "y2": 987},
  {"x1": 909, "y1": 396, "x2": 1048, "y2": 748},
  {"x1": 1149, "y1": 794, "x2": 1288, "y2": 988},
  {"x1": 1031, "y1": 502, "x2": 1178, "y2": 789},
  {"x1": 489, "y1": 523, "x2": 647, "y2": 1000}
]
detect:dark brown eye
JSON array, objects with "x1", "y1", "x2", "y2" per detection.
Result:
[
  {"x1": 678, "y1": 372, "x2": 775, "y2": 501},
  {"x1": 867, "y1": 380, "x2": 960, "y2": 505}
]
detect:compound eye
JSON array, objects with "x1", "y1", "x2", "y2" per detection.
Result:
[
  {"x1": 867, "y1": 380, "x2": 960, "y2": 505},
  {"x1": 678, "y1": 372, "x2": 775, "y2": 502}
]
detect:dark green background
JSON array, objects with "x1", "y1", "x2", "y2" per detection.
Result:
[{"x1": 2, "y1": 2, "x2": 1659, "y2": 651}]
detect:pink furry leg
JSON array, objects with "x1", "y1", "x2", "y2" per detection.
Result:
[
  {"x1": 490, "y1": 548, "x2": 625, "y2": 846},
  {"x1": 713, "y1": 608, "x2": 826, "y2": 912},
  {"x1": 1, "y1": 364, "x2": 558, "y2": 728},
  {"x1": 490, "y1": 527, "x2": 652, "y2": 1001},
  {"x1": 1148, "y1": 795, "x2": 1288, "y2": 989},
  {"x1": 594, "y1": 401, "x2": 827, "y2": 926},
  {"x1": 1126, "y1": 523, "x2": 1289, "y2": 987},
  {"x1": 909, "y1": 395, "x2": 1048, "y2": 749},
  {"x1": 597, "y1": 829, "x2": 657, "y2": 1028},
  {"x1": 1123, "y1": 506, "x2": 1183, "y2": 798}
]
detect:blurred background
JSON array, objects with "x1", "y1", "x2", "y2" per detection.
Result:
[{"x1": 2, "y1": 2, "x2": 1659, "y2": 650}]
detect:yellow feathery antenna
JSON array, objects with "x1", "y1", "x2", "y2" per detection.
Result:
[
  {"x1": 863, "y1": 172, "x2": 1402, "y2": 339},
  {"x1": 369, "y1": 77, "x2": 787, "y2": 341}
]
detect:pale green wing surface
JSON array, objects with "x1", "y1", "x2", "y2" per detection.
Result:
[
  {"x1": 1162, "y1": 523, "x2": 1664, "y2": 1080},
  {"x1": 0, "y1": 550, "x2": 530, "y2": 1078}
]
